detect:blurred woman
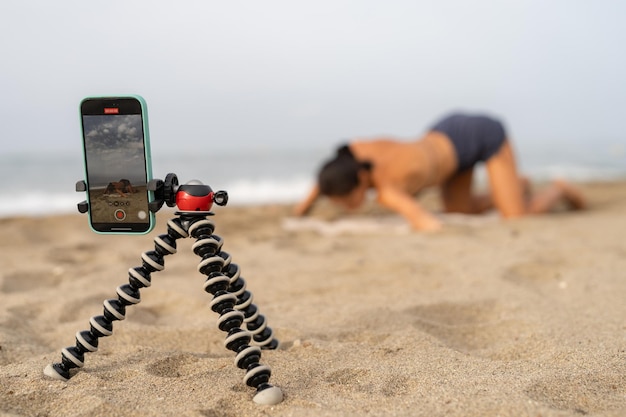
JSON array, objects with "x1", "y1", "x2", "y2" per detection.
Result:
[{"x1": 293, "y1": 112, "x2": 586, "y2": 231}]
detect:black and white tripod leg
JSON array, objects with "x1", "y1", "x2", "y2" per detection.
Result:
[
  {"x1": 43, "y1": 218, "x2": 185, "y2": 381},
  {"x1": 188, "y1": 216, "x2": 283, "y2": 405}
]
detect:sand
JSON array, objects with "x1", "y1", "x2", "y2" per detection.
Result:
[{"x1": 1, "y1": 181, "x2": 625, "y2": 417}]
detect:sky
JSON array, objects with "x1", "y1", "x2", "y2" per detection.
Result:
[
  {"x1": 1, "y1": 0, "x2": 625, "y2": 158},
  {"x1": 83, "y1": 114, "x2": 147, "y2": 186}
]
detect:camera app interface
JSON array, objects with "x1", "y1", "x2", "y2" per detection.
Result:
[{"x1": 82, "y1": 113, "x2": 149, "y2": 226}]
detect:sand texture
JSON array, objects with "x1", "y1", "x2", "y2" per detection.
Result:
[{"x1": 1, "y1": 181, "x2": 625, "y2": 417}]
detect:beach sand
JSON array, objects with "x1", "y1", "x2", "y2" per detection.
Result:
[{"x1": 1, "y1": 181, "x2": 625, "y2": 417}]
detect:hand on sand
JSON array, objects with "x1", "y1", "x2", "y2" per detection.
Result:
[{"x1": 413, "y1": 215, "x2": 443, "y2": 232}]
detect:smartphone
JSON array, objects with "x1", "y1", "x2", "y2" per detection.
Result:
[{"x1": 80, "y1": 95, "x2": 155, "y2": 234}]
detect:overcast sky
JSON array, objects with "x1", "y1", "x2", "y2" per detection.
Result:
[{"x1": 1, "y1": 1, "x2": 624, "y2": 156}]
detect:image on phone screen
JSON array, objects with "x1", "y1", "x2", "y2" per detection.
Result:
[{"x1": 81, "y1": 97, "x2": 153, "y2": 233}]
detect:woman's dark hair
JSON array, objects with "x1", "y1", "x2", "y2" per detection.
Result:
[{"x1": 317, "y1": 145, "x2": 372, "y2": 196}]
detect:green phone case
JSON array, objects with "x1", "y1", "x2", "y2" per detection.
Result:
[{"x1": 80, "y1": 94, "x2": 155, "y2": 235}]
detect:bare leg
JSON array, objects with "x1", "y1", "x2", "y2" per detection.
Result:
[
  {"x1": 485, "y1": 140, "x2": 526, "y2": 218},
  {"x1": 527, "y1": 179, "x2": 587, "y2": 214},
  {"x1": 441, "y1": 169, "x2": 493, "y2": 214},
  {"x1": 486, "y1": 141, "x2": 586, "y2": 216}
]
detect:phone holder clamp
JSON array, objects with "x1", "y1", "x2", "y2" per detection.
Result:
[{"x1": 75, "y1": 180, "x2": 88, "y2": 213}]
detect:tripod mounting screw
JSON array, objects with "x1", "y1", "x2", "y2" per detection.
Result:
[
  {"x1": 163, "y1": 173, "x2": 179, "y2": 207},
  {"x1": 213, "y1": 190, "x2": 228, "y2": 206}
]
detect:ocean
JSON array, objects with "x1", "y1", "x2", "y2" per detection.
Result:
[
  {"x1": 0, "y1": 148, "x2": 327, "y2": 217},
  {"x1": 2, "y1": 143, "x2": 624, "y2": 218}
]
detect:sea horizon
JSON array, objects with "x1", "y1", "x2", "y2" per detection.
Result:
[{"x1": 2, "y1": 142, "x2": 625, "y2": 218}]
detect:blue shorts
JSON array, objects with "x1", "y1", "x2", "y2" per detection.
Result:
[{"x1": 430, "y1": 113, "x2": 506, "y2": 173}]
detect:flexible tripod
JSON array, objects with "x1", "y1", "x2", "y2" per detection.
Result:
[{"x1": 43, "y1": 174, "x2": 283, "y2": 405}]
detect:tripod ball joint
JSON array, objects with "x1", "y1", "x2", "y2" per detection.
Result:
[
  {"x1": 149, "y1": 175, "x2": 227, "y2": 213},
  {"x1": 175, "y1": 181, "x2": 228, "y2": 213}
]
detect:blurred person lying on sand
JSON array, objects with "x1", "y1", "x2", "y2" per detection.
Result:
[{"x1": 293, "y1": 112, "x2": 586, "y2": 231}]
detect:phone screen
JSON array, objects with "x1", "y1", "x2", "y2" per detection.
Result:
[{"x1": 80, "y1": 97, "x2": 153, "y2": 233}]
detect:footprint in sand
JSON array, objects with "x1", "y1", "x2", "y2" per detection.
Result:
[
  {"x1": 200, "y1": 399, "x2": 242, "y2": 417},
  {"x1": 380, "y1": 375, "x2": 417, "y2": 397},
  {"x1": 0, "y1": 269, "x2": 64, "y2": 293},
  {"x1": 0, "y1": 313, "x2": 51, "y2": 366},
  {"x1": 46, "y1": 242, "x2": 101, "y2": 265},
  {"x1": 145, "y1": 353, "x2": 201, "y2": 378},
  {"x1": 57, "y1": 293, "x2": 111, "y2": 323},
  {"x1": 325, "y1": 368, "x2": 373, "y2": 393},
  {"x1": 525, "y1": 373, "x2": 626, "y2": 414},
  {"x1": 503, "y1": 257, "x2": 567, "y2": 291},
  {"x1": 407, "y1": 300, "x2": 539, "y2": 359},
  {"x1": 323, "y1": 367, "x2": 419, "y2": 397}
]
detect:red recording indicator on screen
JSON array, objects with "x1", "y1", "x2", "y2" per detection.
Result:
[{"x1": 104, "y1": 107, "x2": 120, "y2": 114}]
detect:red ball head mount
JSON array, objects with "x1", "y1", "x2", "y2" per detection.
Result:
[{"x1": 148, "y1": 173, "x2": 228, "y2": 215}]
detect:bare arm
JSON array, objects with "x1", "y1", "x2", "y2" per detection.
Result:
[
  {"x1": 293, "y1": 184, "x2": 321, "y2": 216},
  {"x1": 377, "y1": 185, "x2": 442, "y2": 231}
]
